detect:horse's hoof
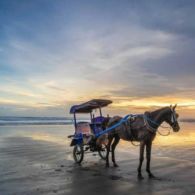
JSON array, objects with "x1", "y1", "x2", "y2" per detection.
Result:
[
  {"x1": 105, "y1": 164, "x2": 110, "y2": 168},
  {"x1": 113, "y1": 163, "x2": 119, "y2": 167},
  {"x1": 148, "y1": 173, "x2": 156, "y2": 179},
  {"x1": 138, "y1": 174, "x2": 144, "y2": 180}
]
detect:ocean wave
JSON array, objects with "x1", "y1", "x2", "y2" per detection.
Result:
[{"x1": 0, "y1": 117, "x2": 89, "y2": 126}]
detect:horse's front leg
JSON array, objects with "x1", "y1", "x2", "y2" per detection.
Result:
[
  {"x1": 146, "y1": 141, "x2": 155, "y2": 178},
  {"x1": 137, "y1": 141, "x2": 145, "y2": 180}
]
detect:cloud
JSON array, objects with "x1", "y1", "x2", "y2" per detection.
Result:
[
  {"x1": 0, "y1": 1, "x2": 195, "y2": 116},
  {"x1": 127, "y1": 0, "x2": 195, "y2": 38}
]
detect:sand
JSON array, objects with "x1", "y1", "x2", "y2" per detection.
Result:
[{"x1": 0, "y1": 124, "x2": 195, "y2": 195}]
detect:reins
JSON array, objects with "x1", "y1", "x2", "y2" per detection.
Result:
[
  {"x1": 102, "y1": 112, "x2": 172, "y2": 147},
  {"x1": 157, "y1": 129, "x2": 171, "y2": 136},
  {"x1": 130, "y1": 115, "x2": 171, "y2": 146},
  {"x1": 131, "y1": 141, "x2": 140, "y2": 146}
]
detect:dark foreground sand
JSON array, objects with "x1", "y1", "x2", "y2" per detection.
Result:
[{"x1": 0, "y1": 124, "x2": 195, "y2": 195}]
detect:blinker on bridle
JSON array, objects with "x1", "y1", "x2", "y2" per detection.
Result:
[{"x1": 170, "y1": 106, "x2": 178, "y2": 127}]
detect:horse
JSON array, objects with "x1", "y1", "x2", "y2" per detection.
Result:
[{"x1": 105, "y1": 104, "x2": 180, "y2": 180}]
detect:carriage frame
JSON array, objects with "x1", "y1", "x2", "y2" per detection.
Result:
[{"x1": 68, "y1": 99, "x2": 112, "y2": 163}]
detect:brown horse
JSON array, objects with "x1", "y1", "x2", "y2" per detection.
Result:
[{"x1": 105, "y1": 105, "x2": 180, "y2": 180}]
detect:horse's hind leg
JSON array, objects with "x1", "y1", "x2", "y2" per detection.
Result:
[
  {"x1": 111, "y1": 135, "x2": 120, "y2": 167},
  {"x1": 106, "y1": 136, "x2": 113, "y2": 167},
  {"x1": 137, "y1": 141, "x2": 145, "y2": 180}
]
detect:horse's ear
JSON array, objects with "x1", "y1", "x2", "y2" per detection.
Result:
[
  {"x1": 173, "y1": 104, "x2": 177, "y2": 110},
  {"x1": 170, "y1": 104, "x2": 172, "y2": 108}
]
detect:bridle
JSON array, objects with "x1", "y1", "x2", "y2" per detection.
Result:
[{"x1": 169, "y1": 107, "x2": 178, "y2": 128}]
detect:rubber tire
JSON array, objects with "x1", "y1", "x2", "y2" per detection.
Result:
[
  {"x1": 98, "y1": 144, "x2": 107, "y2": 160},
  {"x1": 73, "y1": 145, "x2": 84, "y2": 164}
]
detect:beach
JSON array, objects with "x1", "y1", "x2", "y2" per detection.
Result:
[{"x1": 0, "y1": 121, "x2": 195, "y2": 195}]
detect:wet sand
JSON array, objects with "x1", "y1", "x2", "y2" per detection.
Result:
[{"x1": 0, "y1": 124, "x2": 195, "y2": 195}]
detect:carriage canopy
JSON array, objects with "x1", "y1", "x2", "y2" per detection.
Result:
[{"x1": 70, "y1": 99, "x2": 112, "y2": 114}]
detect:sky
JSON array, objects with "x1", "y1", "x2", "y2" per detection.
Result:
[{"x1": 0, "y1": 0, "x2": 195, "y2": 118}]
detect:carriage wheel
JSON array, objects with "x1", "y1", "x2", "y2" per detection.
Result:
[
  {"x1": 73, "y1": 145, "x2": 84, "y2": 163},
  {"x1": 98, "y1": 143, "x2": 107, "y2": 160}
]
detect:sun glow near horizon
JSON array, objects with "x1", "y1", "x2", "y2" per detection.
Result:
[{"x1": 1, "y1": 90, "x2": 195, "y2": 118}]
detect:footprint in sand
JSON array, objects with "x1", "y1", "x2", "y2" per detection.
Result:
[
  {"x1": 55, "y1": 168, "x2": 62, "y2": 172},
  {"x1": 109, "y1": 175, "x2": 122, "y2": 180}
]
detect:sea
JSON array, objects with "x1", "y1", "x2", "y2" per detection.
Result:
[{"x1": 0, "y1": 116, "x2": 75, "y2": 126}]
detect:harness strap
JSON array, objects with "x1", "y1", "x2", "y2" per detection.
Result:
[
  {"x1": 124, "y1": 120, "x2": 133, "y2": 140},
  {"x1": 96, "y1": 113, "x2": 171, "y2": 138},
  {"x1": 143, "y1": 115, "x2": 171, "y2": 136},
  {"x1": 95, "y1": 114, "x2": 132, "y2": 137},
  {"x1": 143, "y1": 115, "x2": 157, "y2": 133}
]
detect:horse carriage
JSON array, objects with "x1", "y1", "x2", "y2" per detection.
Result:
[
  {"x1": 68, "y1": 99, "x2": 112, "y2": 163},
  {"x1": 68, "y1": 99, "x2": 180, "y2": 179}
]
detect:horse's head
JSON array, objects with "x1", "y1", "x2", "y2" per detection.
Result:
[{"x1": 164, "y1": 104, "x2": 180, "y2": 132}]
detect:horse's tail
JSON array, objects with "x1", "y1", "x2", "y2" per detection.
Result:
[
  {"x1": 107, "y1": 116, "x2": 122, "y2": 128},
  {"x1": 101, "y1": 117, "x2": 111, "y2": 129}
]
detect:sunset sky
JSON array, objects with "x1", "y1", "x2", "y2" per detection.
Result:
[{"x1": 0, "y1": 0, "x2": 195, "y2": 117}]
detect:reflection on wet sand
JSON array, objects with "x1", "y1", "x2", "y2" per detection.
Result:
[
  {"x1": 26, "y1": 133, "x2": 67, "y2": 145},
  {"x1": 0, "y1": 122, "x2": 195, "y2": 194},
  {"x1": 154, "y1": 122, "x2": 195, "y2": 146},
  {"x1": 18, "y1": 122, "x2": 195, "y2": 148}
]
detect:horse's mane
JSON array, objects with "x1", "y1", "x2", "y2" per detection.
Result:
[{"x1": 148, "y1": 106, "x2": 171, "y2": 119}]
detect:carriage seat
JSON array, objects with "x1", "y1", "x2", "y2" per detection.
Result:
[
  {"x1": 91, "y1": 116, "x2": 106, "y2": 134},
  {"x1": 76, "y1": 122, "x2": 94, "y2": 145},
  {"x1": 76, "y1": 122, "x2": 92, "y2": 135},
  {"x1": 92, "y1": 116, "x2": 106, "y2": 124}
]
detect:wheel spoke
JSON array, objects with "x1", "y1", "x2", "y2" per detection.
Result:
[{"x1": 73, "y1": 145, "x2": 84, "y2": 163}]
